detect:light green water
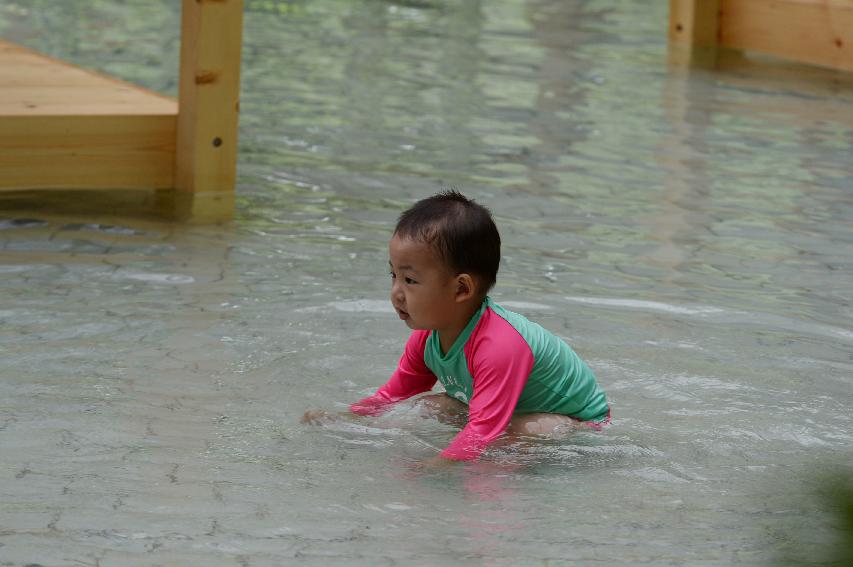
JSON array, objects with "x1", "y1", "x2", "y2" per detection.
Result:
[{"x1": 1, "y1": 1, "x2": 852, "y2": 565}]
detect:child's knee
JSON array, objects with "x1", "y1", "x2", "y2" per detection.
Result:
[
  {"x1": 417, "y1": 392, "x2": 459, "y2": 410},
  {"x1": 415, "y1": 393, "x2": 467, "y2": 423},
  {"x1": 418, "y1": 393, "x2": 446, "y2": 408},
  {"x1": 507, "y1": 413, "x2": 577, "y2": 437}
]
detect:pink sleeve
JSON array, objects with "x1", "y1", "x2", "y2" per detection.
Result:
[
  {"x1": 350, "y1": 330, "x2": 436, "y2": 416},
  {"x1": 440, "y1": 317, "x2": 534, "y2": 461}
]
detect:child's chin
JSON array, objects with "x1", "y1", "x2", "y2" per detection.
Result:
[{"x1": 403, "y1": 318, "x2": 427, "y2": 331}]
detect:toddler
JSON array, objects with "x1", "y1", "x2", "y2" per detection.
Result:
[{"x1": 305, "y1": 190, "x2": 609, "y2": 463}]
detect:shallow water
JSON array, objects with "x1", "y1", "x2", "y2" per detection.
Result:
[{"x1": 1, "y1": 0, "x2": 853, "y2": 565}]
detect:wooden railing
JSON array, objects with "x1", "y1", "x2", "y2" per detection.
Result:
[{"x1": 669, "y1": 0, "x2": 853, "y2": 72}]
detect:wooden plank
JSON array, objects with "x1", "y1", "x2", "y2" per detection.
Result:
[
  {"x1": 0, "y1": 40, "x2": 178, "y2": 192},
  {"x1": 0, "y1": 40, "x2": 177, "y2": 116},
  {"x1": 0, "y1": 115, "x2": 176, "y2": 190},
  {"x1": 0, "y1": 88, "x2": 177, "y2": 116},
  {"x1": 719, "y1": 0, "x2": 853, "y2": 72},
  {"x1": 669, "y1": 0, "x2": 721, "y2": 46},
  {"x1": 175, "y1": 0, "x2": 244, "y2": 202}
]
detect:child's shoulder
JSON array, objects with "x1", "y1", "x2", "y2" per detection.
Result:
[
  {"x1": 484, "y1": 297, "x2": 536, "y2": 329},
  {"x1": 483, "y1": 298, "x2": 562, "y2": 347}
]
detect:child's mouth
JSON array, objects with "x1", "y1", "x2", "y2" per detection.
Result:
[{"x1": 396, "y1": 308, "x2": 409, "y2": 320}]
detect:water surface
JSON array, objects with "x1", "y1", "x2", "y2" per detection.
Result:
[{"x1": 1, "y1": 1, "x2": 852, "y2": 565}]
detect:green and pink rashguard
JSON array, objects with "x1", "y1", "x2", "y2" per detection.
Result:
[{"x1": 350, "y1": 297, "x2": 610, "y2": 461}]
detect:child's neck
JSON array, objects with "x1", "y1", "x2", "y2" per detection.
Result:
[{"x1": 437, "y1": 297, "x2": 485, "y2": 355}]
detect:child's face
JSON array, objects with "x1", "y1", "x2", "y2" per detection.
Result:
[{"x1": 388, "y1": 234, "x2": 462, "y2": 332}]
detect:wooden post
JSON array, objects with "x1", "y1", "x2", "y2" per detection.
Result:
[
  {"x1": 719, "y1": 0, "x2": 853, "y2": 72},
  {"x1": 668, "y1": 0, "x2": 853, "y2": 73},
  {"x1": 669, "y1": 0, "x2": 720, "y2": 47},
  {"x1": 174, "y1": 0, "x2": 244, "y2": 222},
  {"x1": 668, "y1": 0, "x2": 720, "y2": 67}
]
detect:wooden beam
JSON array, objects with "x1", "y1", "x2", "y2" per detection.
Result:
[
  {"x1": 0, "y1": 40, "x2": 176, "y2": 115},
  {"x1": 176, "y1": 0, "x2": 244, "y2": 218},
  {"x1": 669, "y1": 0, "x2": 721, "y2": 47},
  {"x1": 719, "y1": 0, "x2": 853, "y2": 72},
  {"x1": 0, "y1": 40, "x2": 177, "y2": 191},
  {"x1": 0, "y1": 115, "x2": 175, "y2": 190}
]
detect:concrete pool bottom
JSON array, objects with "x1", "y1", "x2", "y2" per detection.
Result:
[
  {"x1": 1, "y1": 209, "x2": 850, "y2": 566},
  {"x1": 1, "y1": 0, "x2": 853, "y2": 564}
]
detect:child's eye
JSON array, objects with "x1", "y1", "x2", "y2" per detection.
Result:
[{"x1": 389, "y1": 270, "x2": 415, "y2": 284}]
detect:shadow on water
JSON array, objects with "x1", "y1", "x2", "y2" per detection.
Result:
[
  {"x1": 774, "y1": 468, "x2": 853, "y2": 567},
  {"x1": 0, "y1": 189, "x2": 216, "y2": 224}
]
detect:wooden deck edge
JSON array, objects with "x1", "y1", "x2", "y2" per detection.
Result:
[
  {"x1": 669, "y1": 0, "x2": 853, "y2": 73},
  {"x1": 0, "y1": 39, "x2": 179, "y2": 114},
  {"x1": 0, "y1": 114, "x2": 176, "y2": 190},
  {"x1": 0, "y1": 1, "x2": 242, "y2": 222},
  {"x1": 719, "y1": 0, "x2": 853, "y2": 72}
]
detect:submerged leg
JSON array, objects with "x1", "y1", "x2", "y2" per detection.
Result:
[
  {"x1": 414, "y1": 393, "x2": 468, "y2": 427},
  {"x1": 506, "y1": 413, "x2": 580, "y2": 438},
  {"x1": 414, "y1": 397, "x2": 584, "y2": 440}
]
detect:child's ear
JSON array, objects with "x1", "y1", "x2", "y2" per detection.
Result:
[{"x1": 455, "y1": 273, "x2": 477, "y2": 302}]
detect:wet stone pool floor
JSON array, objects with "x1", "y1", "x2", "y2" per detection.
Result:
[{"x1": 2, "y1": 0, "x2": 853, "y2": 565}]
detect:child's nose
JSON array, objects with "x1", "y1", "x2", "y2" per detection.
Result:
[{"x1": 390, "y1": 279, "x2": 404, "y2": 300}]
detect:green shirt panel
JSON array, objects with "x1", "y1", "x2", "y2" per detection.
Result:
[{"x1": 423, "y1": 298, "x2": 609, "y2": 421}]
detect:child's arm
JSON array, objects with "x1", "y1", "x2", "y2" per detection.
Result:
[
  {"x1": 350, "y1": 330, "x2": 436, "y2": 416},
  {"x1": 440, "y1": 329, "x2": 534, "y2": 461}
]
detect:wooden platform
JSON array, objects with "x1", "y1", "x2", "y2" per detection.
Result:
[
  {"x1": 0, "y1": 40, "x2": 178, "y2": 191},
  {"x1": 0, "y1": 0, "x2": 244, "y2": 222},
  {"x1": 669, "y1": 0, "x2": 853, "y2": 72}
]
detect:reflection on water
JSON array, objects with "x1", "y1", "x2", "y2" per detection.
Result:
[{"x1": 2, "y1": 0, "x2": 853, "y2": 565}]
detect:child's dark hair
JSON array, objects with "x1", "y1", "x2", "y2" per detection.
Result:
[{"x1": 394, "y1": 190, "x2": 501, "y2": 292}]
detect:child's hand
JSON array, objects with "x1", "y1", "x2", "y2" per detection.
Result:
[
  {"x1": 300, "y1": 409, "x2": 338, "y2": 425},
  {"x1": 413, "y1": 454, "x2": 458, "y2": 470}
]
